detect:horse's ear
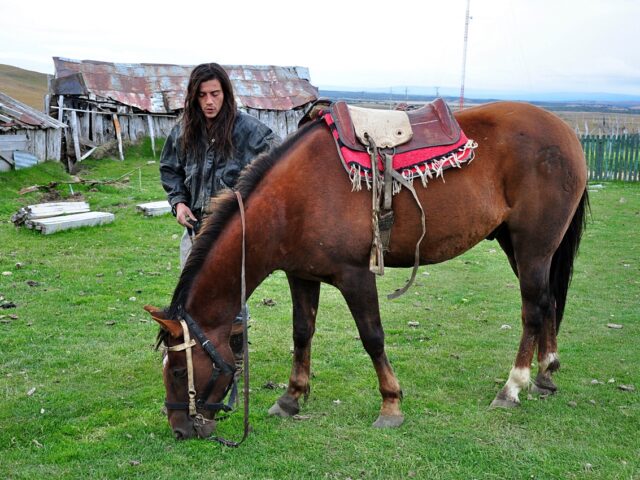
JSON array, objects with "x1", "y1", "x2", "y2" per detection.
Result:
[{"x1": 143, "y1": 305, "x2": 183, "y2": 338}]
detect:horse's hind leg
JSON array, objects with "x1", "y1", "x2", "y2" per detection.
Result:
[
  {"x1": 268, "y1": 274, "x2": 320, "y2": 418},
  {"x1": 336, "y1": 268, "x2": 404, "y2": 428},
  {"x1": 533, "y1": 310, "x2": 560, "y2": 395},
  {"x1": 495, "y1": 229, "x2": 558, "y2": 396},
  {"x1": 492, "y1": 258, "x2": 554, "y2": 408}
]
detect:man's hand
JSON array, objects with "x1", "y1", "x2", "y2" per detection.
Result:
[{"x1": 175, "y1": 203, "x2": 198, "y2": 229}]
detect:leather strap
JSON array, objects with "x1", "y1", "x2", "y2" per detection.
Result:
[
  {"x1": 170, "y1": 320, "x2": 198, "y2": 416},
  {"x1": 209, "y1": 191, "x2": 251, "y2": 447},
  {"x1": 362, "y1": 135, "x2": 425, "y2": 299},
  {"x1": 386, "y1": 169, "x2": 426, "y2": 300},
  {"x1": 366, "y1": 135, "x2": 384, "y2": 275}
]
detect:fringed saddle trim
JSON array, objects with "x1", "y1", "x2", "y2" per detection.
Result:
[
  {"x1": 323, "y1": 111, "x2": 477, "y2": 195},
  {"x1": 347, "y1": 139, "x2": 478, "y2": 193}
]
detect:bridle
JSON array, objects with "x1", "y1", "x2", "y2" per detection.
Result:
[
  {"x1": 163, "y1": 312, "x2": 237, "y2": 417},
  {"x1": 164, "y1": 190, "x2": 250, "y2": 447}
]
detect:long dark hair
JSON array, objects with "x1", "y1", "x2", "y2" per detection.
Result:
[{"x1": 181, "y1": 63, "x2": 236, "y2": 159}]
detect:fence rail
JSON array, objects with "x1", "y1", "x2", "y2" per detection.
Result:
[{"x1": 580, "y1": 133, "x2": 640, "y2": 181}]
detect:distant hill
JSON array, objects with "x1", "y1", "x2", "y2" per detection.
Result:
[
  {"x1": 319, "y1": 89, "x2": 640, "y2": 114},
  {"x1": 0, "y1": 64, "x2": 49, "y2": 111},
  {"x1": 319, "y1": 85, "x2": 640, "y2": 104}
]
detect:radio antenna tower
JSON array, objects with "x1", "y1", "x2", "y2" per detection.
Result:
[{"x1": 459, "y1": 0, "x2": 471, "y2": 111}]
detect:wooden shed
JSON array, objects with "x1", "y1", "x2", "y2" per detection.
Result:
[
  {"x1": 0, "y1": 92, "x2": 66, "y2": 171},
  {"x1": 48, "y1": 57, "x2": 318, "y2": 166}
]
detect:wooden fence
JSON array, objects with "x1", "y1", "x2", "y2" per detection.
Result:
[{"x1": 580, "y1": 133, "x2": 640, "y2": 181}]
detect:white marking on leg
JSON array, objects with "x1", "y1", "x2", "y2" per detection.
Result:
[
  {"x1": 504, "y1": 366, "x2": 531, "y2": 402},
  {"x1": 163, "y1": 353, "x2": 169, "y2": 370},
  {"x1": 538, "y1": 352, "x2": 558, "y2": 372}
]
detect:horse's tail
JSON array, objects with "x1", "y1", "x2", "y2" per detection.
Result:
[{"x1": 551, "y1": 188, "x2": 590, "y2": 333}]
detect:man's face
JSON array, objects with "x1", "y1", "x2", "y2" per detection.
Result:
[{"x1": 198, "y1": 78, "x2": 224, "y2": 123}]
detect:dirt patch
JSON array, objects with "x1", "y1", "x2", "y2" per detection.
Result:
[
  {"x1": 92, "y1": 139, "x2": 134, "y2": 160},
  {"x1": 38, "y1": 190, "x2": 85, "y2": 203}
]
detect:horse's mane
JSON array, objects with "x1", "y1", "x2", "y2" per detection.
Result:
[{"x1": 166, "y1": 119, "x2": 322, "y2": 320}]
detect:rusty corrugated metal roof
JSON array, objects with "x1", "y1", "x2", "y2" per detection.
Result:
[
  {"x1": 51, "y1": 57, "x2": 318, "y2": 113},
  {"x1": 0, "y1": 92, "x2": 66, "y2": 131}
]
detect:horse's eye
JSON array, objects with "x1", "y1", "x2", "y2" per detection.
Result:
[{"x1": 172, "y1": 368, "x2": 187, "y2": 379}]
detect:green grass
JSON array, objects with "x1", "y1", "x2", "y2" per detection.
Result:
[{"x1": 1, "y1": 141, "x2": 638, "y2": 479}]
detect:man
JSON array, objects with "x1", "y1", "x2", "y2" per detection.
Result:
[
  {"x1": 160, "y1": 63, "x2": 279, "y2": 364},
  {"x1": 160, "y1": 62, "x2": 280, "y2": 267}
]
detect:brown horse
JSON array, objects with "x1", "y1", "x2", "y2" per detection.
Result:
[{"x1": 148, "y1": 101, "x2": 588, "y2": 439}]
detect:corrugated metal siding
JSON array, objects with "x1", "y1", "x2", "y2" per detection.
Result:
[
  {"x1": 0, "y1": 92, "x2": 66, "y2": 131},
  {"x1": 51, "y1": 57, "x2": 318, "y2": 113},
  {"x1": 13, "y1": 150, "x2": 38, "y2": 169}
]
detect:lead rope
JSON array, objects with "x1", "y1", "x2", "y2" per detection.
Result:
[{"x1": 211, "y1": 191, "x2": 251, "y2": 447}]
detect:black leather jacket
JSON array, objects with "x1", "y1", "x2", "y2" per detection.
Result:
[{"x1": 160, "y1": 111, "x2": 280, "y2": 216}]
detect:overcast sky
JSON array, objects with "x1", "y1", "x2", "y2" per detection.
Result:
[{"x1": 1, "y1": 0, "x2": 638, "y2": 96}]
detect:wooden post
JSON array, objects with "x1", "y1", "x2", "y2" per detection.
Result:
[
  {"x1": 113, "y1": 114, "x2": 124, "y2": 161},
  {"x1": 80, "y1": 147, "x2": 97, "y2": 161},
  {"x1": 147, "y1": 115, "x2": 156, "y2": 158},
  {"x1": 70, "y1": 110, "x2": 82, "y2": 163},
  {"x1": 57, "y1": 95, "x2": 64, "y2": 124},
  {"x1": 95, "y1": 113, "x2": 104, "y2": 144},
  {"x1": 91, "y1": 107, "x2": 98, "y2": 143},
  {"x1": 80, "y1": 110, "x2": 90, "y2": 144},
  {"x1": 632, "y1": 134, "x2": 638, "y2": 181},
  {"x1": 44, "y1": 94, "x2": 51, "y2": 117}
]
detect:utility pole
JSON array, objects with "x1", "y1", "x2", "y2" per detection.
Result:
[{"x1": 459, "y1": 0, "x2": 471, "y2": 111}]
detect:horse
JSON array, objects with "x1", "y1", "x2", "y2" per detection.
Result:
[{"x1": 147, "y1": 101, "x2": 588, "y2": 440}]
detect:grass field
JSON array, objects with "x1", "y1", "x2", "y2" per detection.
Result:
[{"x1": 0, "y1": 141, "x2": 638, "y2": 479}]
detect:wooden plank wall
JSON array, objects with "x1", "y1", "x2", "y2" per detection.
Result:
[
  {"x1": 245, "y1": 107, "x2": 306, "y2": 140},
  {"x1": 0, "y1": 129, "x2": 63, "y2": 164},
  {"x1": 52, "y1": 96, "x2": 310, "y2": 163}
]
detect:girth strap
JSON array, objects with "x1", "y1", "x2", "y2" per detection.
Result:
[
  {"x1": 379, "y1": 152, "x2": 395, "y2": 253},
  {"x1": 385, "y1": 168, "x2": 426, "y2": 300},
  {"x1": 363, "y1": 135, "x2": 426, "y2": 299}
]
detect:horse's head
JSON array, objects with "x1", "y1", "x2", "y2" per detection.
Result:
[{"x1": 144, "y1": 305, "x2": 237, "y2": 440}]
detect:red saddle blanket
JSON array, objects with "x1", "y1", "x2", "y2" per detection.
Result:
[{"x1": 321, "y1": 100, "x2": 477, "y2": 190}]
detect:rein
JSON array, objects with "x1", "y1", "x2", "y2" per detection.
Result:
[
  {"x1": 206, "y1": 191, "x2": 251, "y2": 447},
  {"x1": 166, "y1": 190, "x2": 250, "y2": 447},
  {"x1": 213, "y1": 190, "x2": 251, "y2": 447}
]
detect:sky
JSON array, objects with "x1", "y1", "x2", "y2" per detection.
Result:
[{"x1": 1, "y1": 0, "x2": 639, "y2": 98}]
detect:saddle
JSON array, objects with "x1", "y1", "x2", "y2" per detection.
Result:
[{"x1": 331, "y1": 98, "x2": 461, "y2": 153}]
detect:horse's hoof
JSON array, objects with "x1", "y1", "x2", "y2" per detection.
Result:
[
  {"x1": 268, "y1": 402, "x2": 292, "y2": 417},
  {"x1": 531, "y1": 383, "x2": 557, "y2": 396},
  {"x1": 533, "y1": 373, "x2": 558, "y2": 395},
  {"x1": 490, "y1": 397, "x2": 520, "y2": 409},
  {"x1": 268, "y1": 395, "x2": 300, "y2": 417},
  {"x1": 373, "y1": 414, "x2": 404, "y2": 428}
]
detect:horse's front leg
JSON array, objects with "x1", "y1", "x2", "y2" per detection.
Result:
[
  {"x1": 337, "y1": 267, "x2": 404, "y2": 428},
  {"x1": 268, "y1": 274, "x2": 320, "y2": 418}
]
